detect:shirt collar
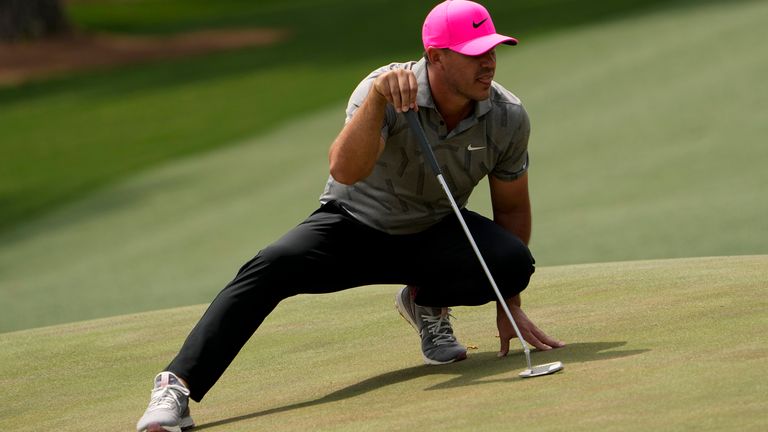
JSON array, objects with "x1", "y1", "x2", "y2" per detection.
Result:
[{"x1": 413, "y1": 58, "x2": 435, "y2": 109}]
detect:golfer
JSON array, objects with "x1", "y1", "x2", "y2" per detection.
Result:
[{"x1": 137, "y1": 1, "x2": 563, "y2": 430}]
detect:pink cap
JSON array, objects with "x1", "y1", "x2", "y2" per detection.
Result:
[{"x1": 422, "y1": 0, "x2": 517, "y2": 56}]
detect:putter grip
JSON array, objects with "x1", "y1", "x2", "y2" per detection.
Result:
[{"x1": 405, "y1": 111, "x2": 442, "y2": 176}]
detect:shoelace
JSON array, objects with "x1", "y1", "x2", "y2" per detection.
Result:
[
  {"x1": 421, "y1": 307, "x2": 457, "y2": 346},
  {"x1": 147, "y1": 384, "x2": 189, "y2": 413}
]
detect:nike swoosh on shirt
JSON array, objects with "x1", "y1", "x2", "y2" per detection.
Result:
[
  {"x1": 472, "y1": 18, "x2": 488, "y2": 29},
  {"x1": 467, "y1": 145, "x2": 486, "y2": 151}
]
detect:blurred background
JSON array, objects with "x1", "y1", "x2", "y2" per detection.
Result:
[{"x1": 1, "y1": 0, "x2": 766, "y2": 332}]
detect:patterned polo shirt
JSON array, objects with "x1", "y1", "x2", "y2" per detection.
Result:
[{"x1": 320, "y1": 58, "x2": 530, "y2": 234}]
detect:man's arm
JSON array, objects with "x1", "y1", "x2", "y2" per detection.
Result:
[
  {"x1": 329, "y1": 69, "x2": 418, "y2": 185},
  {"x1": 489, "y1": 173, "x2": 564, "y2": 355},
  {"x1": 489, "y1": 173, "x2": 531, "y2": 244}
]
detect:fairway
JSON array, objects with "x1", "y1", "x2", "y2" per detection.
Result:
[{"x1": 1, "y1": 256, "x2": 766, "y2": 431}]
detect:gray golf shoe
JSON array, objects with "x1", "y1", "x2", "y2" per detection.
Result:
[
  {"x1": 136, "y1": 372, "x2": 195, "y2": 432},
  {"x1": 395, "y1": 286, "x2": 467, "y2": 365}
]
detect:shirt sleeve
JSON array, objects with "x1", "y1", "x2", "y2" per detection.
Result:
[
  {"x1": 490, "y1": 104, "x2": 531, "y2": 181},
  {"x1": 344, "y1": 65, "x2": 398, "y2": 142}
]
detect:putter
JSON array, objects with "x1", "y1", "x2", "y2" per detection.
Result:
[{"x1": 405, "y1": 110, "x2": 563, "y2": 378}]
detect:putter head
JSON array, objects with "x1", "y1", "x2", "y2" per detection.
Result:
[{"x1": 519, "y1": 361, "x2": 564, "y2": 378}]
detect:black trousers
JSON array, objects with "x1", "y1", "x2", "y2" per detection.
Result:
[{"x1": 168, "y1": 201, "x2": 535, "y2": 401}]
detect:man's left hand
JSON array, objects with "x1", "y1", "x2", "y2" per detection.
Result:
[{"x1": 496, "y1": 301, "x2": 565, "y2": 357}]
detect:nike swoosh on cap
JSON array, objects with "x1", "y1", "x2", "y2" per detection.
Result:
[{"x1": 472, "y1": 18, "x2": 488, "y2": 29}]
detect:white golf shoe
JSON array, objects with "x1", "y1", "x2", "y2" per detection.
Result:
[{"x1": 136, "y1": 372, "x2": 195, "y2": 432}]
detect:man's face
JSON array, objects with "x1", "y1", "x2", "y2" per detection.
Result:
[{"x1": 438, "y1": 48, "x2": 497, "y2": 101}]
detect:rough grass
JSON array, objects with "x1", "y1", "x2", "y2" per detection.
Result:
[{"x1": 1, "y1": 256, "x2": 766, "y2": 431}]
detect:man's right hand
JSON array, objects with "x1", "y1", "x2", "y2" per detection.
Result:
[
  {"x1": 328, "y1": 69, "x2": 418, "y2": 185},
  {"x1": 372, "y1": 69, "x2": 419, "y2": 113}
]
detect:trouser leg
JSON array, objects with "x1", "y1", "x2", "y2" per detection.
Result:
[
  {"x1": 165, "y1": 204, "x2": 534, "y2": 401},
  {"x1": 167, "y1": 202, "x2": 407, "y2": 401},
  {"x1": 409, "y1": 208, "x2": 536, "y2": 307}
]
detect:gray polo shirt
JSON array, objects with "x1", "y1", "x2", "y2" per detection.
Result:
[{"x1": 320, "y1": 58, "x2": 530, "y2": 234}]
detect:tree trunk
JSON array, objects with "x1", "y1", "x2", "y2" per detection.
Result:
[{"x1": 0, "y1": 0, "x2": 71, "y2": 42}]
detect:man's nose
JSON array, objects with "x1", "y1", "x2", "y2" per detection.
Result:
[{"x1": 478, "y1": 50, "x2": 496, "y2": 67}]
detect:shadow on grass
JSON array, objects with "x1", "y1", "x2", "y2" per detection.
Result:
[{"x1": 194, "y1": 341, "x2": 647, "y2": 430}]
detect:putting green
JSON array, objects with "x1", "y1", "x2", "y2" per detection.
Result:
[{"x1": 1, "y1": 256, "x2": 765, "y2": 431}]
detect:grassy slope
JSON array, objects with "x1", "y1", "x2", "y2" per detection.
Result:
[
  {"x1": 476, "y1": 0, "x2": 768, "y2": 264},
  {"x1": 1, "y1": 256, "x2": 766, "y2": 431},
  {"x1": 0, "y1": 108, "x2": 335, "y2": 331},
  {"x1": 0, "y1": 0, "x2": 741, "y2": 234},
  {"x1": 1, "y1": 0, "x2": 766, "y2": 333}
]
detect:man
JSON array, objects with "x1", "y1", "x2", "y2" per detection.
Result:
[{"x1": 137, "y1": 1, "x2": 563, "y2": 431}]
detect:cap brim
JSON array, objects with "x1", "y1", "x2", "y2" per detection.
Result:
[{"x1": 450, "y1": 33, "x2": 518, "y2": 56}]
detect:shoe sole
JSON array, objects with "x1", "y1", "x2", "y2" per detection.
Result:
[
  {"x1": 395, "y1": 288, "x2": 468, "y2": 366},
  {"x1": 422, "y1": 350, "x2": 468, "y2": 365},
  {"x1": 143, "y1": 417, "x2": 195, "y2": 432}
]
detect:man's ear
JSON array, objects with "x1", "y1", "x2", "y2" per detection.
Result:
[{"x1": 426, "y1": 46, "x2": 443, "y2": 65}]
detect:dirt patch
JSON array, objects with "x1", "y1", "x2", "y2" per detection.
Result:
[{"x1": 0, "y1": 28, "x2": 289, "y2": 86}]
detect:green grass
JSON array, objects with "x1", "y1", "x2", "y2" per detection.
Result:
[
  {"x1": 492, "y1": 0, "x2": 768, "y2": 264},
  {"x1": 1, "y1": 3, "x2": 764, "y2": 428},
  {"x1": 64, "y1": 0, "x2": 702, "y2": 36},
  {"x1": 0, "y1": 51, "x2": 363, "y2": 236},
  {"x1": 1, "y1": 0, "x2": 766, "y2": 333},
  {"x1": 0, "y1": 108, "x2": 336, "y2": 331},
  {"x1": 0, "y1": 0, "x2": 745, "y2": 235},
  {"x1": 1, "y1": 256, "x2": 766, "y2": 431}
]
